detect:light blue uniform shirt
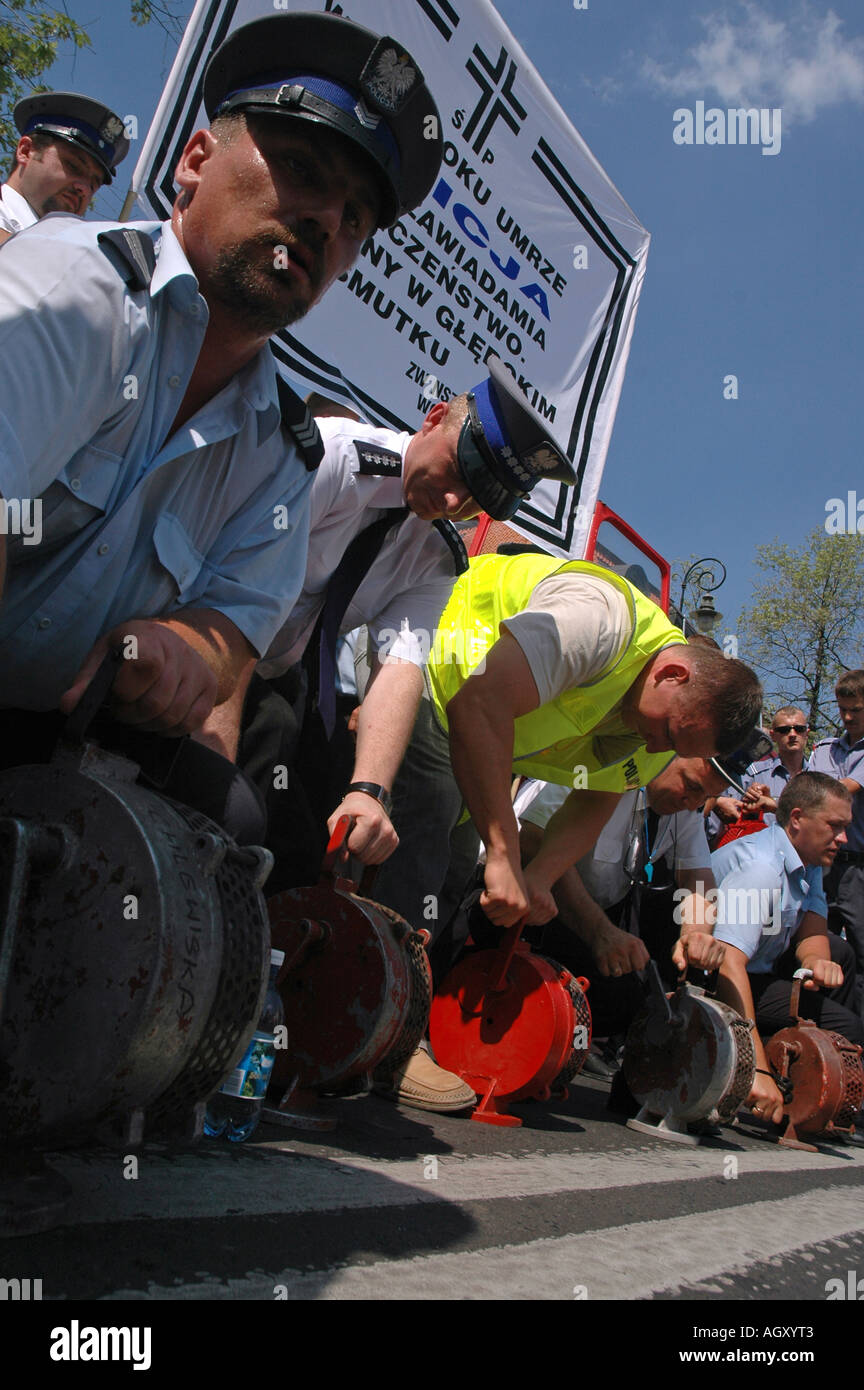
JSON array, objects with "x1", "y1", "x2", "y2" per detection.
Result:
[
  {"x1": 0, "y1": 216, "x2": 313, "y2": 709},
  {"x1": 740, "y1": 754, "x2": 810, "y2": 827},
  {"x1": 711, "y1": 823, "x2": 827, "y2": 972},
  {"x1": 809, "y1": 734, "x2": 864, "y2": 852}
]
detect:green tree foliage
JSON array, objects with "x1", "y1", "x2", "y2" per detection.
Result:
[
  {"x1": 0, "y1": 1, "x2": 185, "y2": 157},
  {"x1": 737, "y1": 529, "x2": 864, "y2": 738},
  {"x1": 0, "y1": 2, "x2": 89, "y2": 158}
]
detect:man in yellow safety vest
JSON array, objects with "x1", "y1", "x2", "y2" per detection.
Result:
[{"x1": 371, "y1": 550, "x2": 763, "y2": 942}]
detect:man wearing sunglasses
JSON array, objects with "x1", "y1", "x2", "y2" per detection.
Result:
[{"x1": 737, "y1": 707, "x2": 810, "y2": 825}]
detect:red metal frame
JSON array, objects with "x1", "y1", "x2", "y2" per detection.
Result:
[
  {"x1": 585, "y1": 500, "x2": 671, "y2": 613},
  {"x1": 467, "y1": 501, "x2": 671, "y2": 613}
]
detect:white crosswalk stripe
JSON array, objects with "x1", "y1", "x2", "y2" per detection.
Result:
[
  {"x1": 110, "y1": 1185, "x2": 864, "y2": 1301},
  {"x1": 58, "y1": 1139, "x2": 864, "y2": 1225}
]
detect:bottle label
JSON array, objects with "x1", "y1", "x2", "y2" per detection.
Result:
[{"x1": 219, "y1": 1031, "x2": 276, "y2": 1101}]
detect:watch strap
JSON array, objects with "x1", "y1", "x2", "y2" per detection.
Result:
[{"x1": 346, "y1": 781, "x2": 393, "y2": 815}]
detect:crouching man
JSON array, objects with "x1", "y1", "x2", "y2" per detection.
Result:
[
  {"x1": 451, "y1": 755, "x2": 727, "y2": 1077},
  {"x1": 711, "y1": 771, "x2": 863, "y2": 1125}
]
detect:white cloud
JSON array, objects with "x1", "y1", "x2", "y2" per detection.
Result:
[{"x1": 643, "y1": 2, "x2": 864, "y2": 124}]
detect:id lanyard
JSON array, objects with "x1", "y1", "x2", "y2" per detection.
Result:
[{"x1": 642, "y1": 789, "x2": 654, "y2": 883}]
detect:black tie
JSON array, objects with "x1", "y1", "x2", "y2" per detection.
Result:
[{"x1": 303, "y1": 508, "x2": 407, "y2": 737}]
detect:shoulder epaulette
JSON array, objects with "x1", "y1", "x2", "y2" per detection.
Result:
[
  {"x1": 433, "y1": 518, "x2": 469, "y2": 576},
  {"x1": 353, "y1": 439, "x2": 403, "y2": 478},
  {"x1": 276, "y1": 375, "x2": 323, "y2": 471},
  {"x1": 97, "y1": 228, "x2": 157, "y2": 291}
]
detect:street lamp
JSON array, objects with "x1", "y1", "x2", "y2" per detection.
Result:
[{"x1": 678, "y1": 558, "x2": 727, "y2": 638}]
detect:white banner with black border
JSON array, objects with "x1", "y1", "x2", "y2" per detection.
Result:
[{"x1": 132, "y1": 0, "x2": 650, "y2": 558}]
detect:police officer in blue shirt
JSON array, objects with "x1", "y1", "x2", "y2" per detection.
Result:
[
  {"x1": 809, "y1": 669, "x2": 864, "y2": 1015},
  {"x1": 0, "y1": 91, "x2": 129, "y2": 243},
  {"x1": 712, "y1": 771, "x2": 861, "y2": 1125},
  {"x1": 0, "y1": 13, "x2": 442, "y2": 829},
  {"x1": 738, "y1": 705, "x2": 810, "y2": 825}
]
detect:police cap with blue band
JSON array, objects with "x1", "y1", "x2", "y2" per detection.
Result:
[
  {"x1": 202, "y1": 12, "x2": 443, "y2": 229},
  {"x1": 14, "y1": 92, "x2": 129, "y2": 185},
  {"x1": 456, "y1": 356, "x2": 577, "y2": 521},
  {"x1": 710, "y1": 728, "x2": 773, "y2": 795}
]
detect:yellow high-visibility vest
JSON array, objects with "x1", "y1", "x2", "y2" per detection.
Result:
[{"x1": 427, "y1": 554, "x2": 687, "y2": 792}]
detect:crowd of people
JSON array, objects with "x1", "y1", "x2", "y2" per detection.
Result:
[{"x1": 1, "y1": 11, "x2": 861, "y2": 1146}]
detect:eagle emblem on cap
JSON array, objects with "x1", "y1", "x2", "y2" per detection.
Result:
[
  {"x1": 100, "y1": 114, "x2": 125, "y2": 143},
  {"x1": 366, "y1": 48, "x2": 417, "y2": 111},
  {"x1": 525, "y1": 446, "x2": 560, "y2": 474}
]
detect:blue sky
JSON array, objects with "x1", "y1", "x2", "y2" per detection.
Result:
[{"x1": 40, "y1": 0, "x2": 864, "y2": 643}]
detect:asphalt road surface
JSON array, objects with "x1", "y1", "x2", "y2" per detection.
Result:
[{"x1": 11, "y1": 1074, "x2": 864, "y2": 1309}]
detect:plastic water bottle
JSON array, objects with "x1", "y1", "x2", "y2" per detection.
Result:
[{"x1": 204, "y1": 949, "x2": 285, "y2": 1142}]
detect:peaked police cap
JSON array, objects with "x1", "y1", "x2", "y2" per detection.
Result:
[
  {"x1": 202, "y1": 12, "x2": 442, "y2": 228},
  {"x1": 14, "y1": 91, "x2": 129, "y2": 185},
  {"x1": 456, "y1": 356, "x2": 577, "y2": 521}
]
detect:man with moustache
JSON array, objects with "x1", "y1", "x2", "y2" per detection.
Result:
[
  {"x1": 0, "y1": 91, "x2": 128, "y2": 244},
  {"x1": 0, "y1": 9, "x2": 442, "y2": 1231},
  {"x1": 0, "y1": 13, "x2": 441, "y2": 770}
]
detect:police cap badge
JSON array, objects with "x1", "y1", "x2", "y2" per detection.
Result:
[{"x1": 203, "y1": 12, "x2": 442, "y2": 229}]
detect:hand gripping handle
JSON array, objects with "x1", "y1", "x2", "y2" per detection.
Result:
[
  {"x1": 61, "y1": 648, "x2": 124, "y2": 745},
  {"x1": 321, "y1": 814, "x2": 378, "y2": 896},
  {"x1": 789, "y1": 967, "x2": 814, "y2": 1022}
]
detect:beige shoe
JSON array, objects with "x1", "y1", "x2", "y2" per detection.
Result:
[{"x1": 374, "y1": 1045, "x2": 476, "y2": 1113}]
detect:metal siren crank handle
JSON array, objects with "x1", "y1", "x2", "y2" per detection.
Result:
[
  {"x1": 62, "y1": 647, "x2": 124, "y2": 745},
  {"x1": 0, "y1": 818, "x2": 64, "y2": 1028},
  {"x1": 790, "y1": 967, "x2": 814, "y2": 1022},
  {"x1": 646, "y1": 959, "x2": 673, "y2": 1022},
  {"x1": 322, "y1": 813, "x2": 354, "y2": 874},
  {"x1": 488, "y1": 915, "x2": 528, "y2": 994},
  {"x1": 321, "y1": 813, "x2": 380, "y2": 895},
  {"x1": 676, "y1": 961, "x2": 720, "y2": 995}
]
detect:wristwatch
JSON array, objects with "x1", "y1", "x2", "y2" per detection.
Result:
[{"x1": 345, "y1": 782, "x2": 393, "y2": 816}]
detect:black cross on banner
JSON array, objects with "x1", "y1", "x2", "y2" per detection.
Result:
[
  {"x1": 414, "y1": 0, "x2": 460, "y2": 43},
  {"x1": 463, "y1": 43, "x2": 528, "y2": 156}
]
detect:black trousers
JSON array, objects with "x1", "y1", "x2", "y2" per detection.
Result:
[
  {"x1": 824, "y1": 859, "x2": 864, "y2": 1019},
  {"x1": 237, "y1": 671, "x2": 357, "y2": 894},
  {"x1": 749, "y1": 935, "x2": 863, "y2": 1048}
]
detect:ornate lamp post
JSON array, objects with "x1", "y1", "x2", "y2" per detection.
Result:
[{"x1": 678, "y1": 558, "x2": 727, "y2": 637}]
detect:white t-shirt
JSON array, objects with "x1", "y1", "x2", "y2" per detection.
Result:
[{"x1": 501, "y1": 572, "x2": 634, "y2": 705}]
